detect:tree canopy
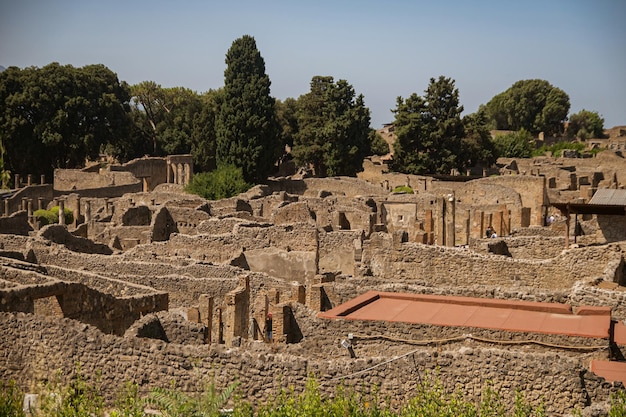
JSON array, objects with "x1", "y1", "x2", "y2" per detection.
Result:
[
  {"x1": 0, "y1": 63, "x2": 132, "y2": 181},
  {"x1": 392, "y1": 76, "x2": 468, "y2": 175},
  {"x1": 566, "y1": 109, "x2": 605, "y2": 140},
  {"x1": 291, "y1": 76, "x2": 371, "y2": 177},
  {"x1": 215, "y1": 35, "x2": 281, "y2": 184},
  {"x1": 492, "y1": 129, "x2": 534, "y2": 158},
  {"x1": 481, "y1": 79, "x2": 570, "y2": 136}
]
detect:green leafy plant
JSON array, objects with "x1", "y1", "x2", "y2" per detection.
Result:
[
  {"x1": 392, "y1": 185, "x2": 414, "y2": 194},
  {"x1": 147, "y1": 380, "x2": 238, "y2": 417},
  {"x1": 0, "y1": 380, "x2": 26, "y2": 417},
  {"x1": 610, "y1": 389, "x2": 626, "y2": 417},
  {"x1": 185, "y1": 165, "x2": 251, "y2": 200},
  {"x1": 34, "y1": 206, "x2": 74, "y2": 226},
  {"x1": 110, "y1": 382, "x2": 145, "y2": 417},
  {"x1": 37, "y1": 366, "x2": 104, "y2": 417}
]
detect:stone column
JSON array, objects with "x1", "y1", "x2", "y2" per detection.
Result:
[
  {"x1": 84, "y1": 200, "x2": 92, "y2": 222},
  {"x1": 198, "y1": 294, "x2": 213, "y2": 344},
  {"x1": 27, "y1": 199, "x2": 32, "y2": 217},
  {"x1": 3, "y1": 199, "x2": 8, "y2": 217},
  {"x1": 142, "y1": 177, "x2": 149, "y2": 192},
  {"x1": 444, "y1": 194, "x2": 455, "y2": 247},
  {"x1": 14, "y1": 174, "x2": 20, "y2": 189},
  {"x1": 166, "y1": 161, "x2": 171, "y2": 183},
  {"x1": 177, "y1": 163, "x2": 182, "y2": 185},
  {"x1": 58, "y1": 200, "x2": 65, "y2": 226},
  {"x1": 38, "y1": 197, "x2": 44, "y2": 211},
  {"x1": 185, "y1": 163, "x2": 192, "y2": 186},
  {"x1": 27, "y1": 175, "x2": 32, "y2": 186},
  {"x1": 22, "y1": 198, "x2": 27, "y2": 211},
  {"x1": 74, "y1": 198, "x2": 81, "y2": 226},
  {"x1": 40, "y1": 174, "x2": 46, "y2": 185}
]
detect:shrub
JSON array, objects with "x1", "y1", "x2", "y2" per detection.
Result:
[
  {"x1": 392, "y1": 185, "x2": 414, "y2": 194},
  {"x1": 34, "y1": 206, "x2": 74, "y2": 225},
  {"x1": 185, "y1": 165, "x2": 252, "y2": 200}
]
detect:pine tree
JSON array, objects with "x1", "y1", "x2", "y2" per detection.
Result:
[
  {"x1": 292, "y1": 76, "x2": 371, "y2": 177},
  {"x1": 215, "y1": 35, "x2": 280, "y2": 184},
  {"x1": 392, "y1": 76, "x2": 465, "y2": 175}
]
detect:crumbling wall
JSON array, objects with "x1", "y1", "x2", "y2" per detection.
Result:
[
  {"x1": 0, "y1": 211, "x2": 32, "y2": 236},
  {"x1": 469, "y1": 236, "x2": 566, "y2": 260},
  {"x1": 362, "y1": 236, "x2": 623, "y2": 291},
  {"x1": 0, "y1": 312, "x2": 620, "y2": 415}
]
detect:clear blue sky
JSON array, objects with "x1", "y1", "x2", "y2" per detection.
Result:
[{"x1": 1, "y1": 0, "x2": 625, "y2": 128}]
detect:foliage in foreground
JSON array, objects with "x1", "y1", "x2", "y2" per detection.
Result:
[
  {"x1": 2, "y1": 373, "x2": 626, "y2": 417},
  {"x1": 185, "y1": 165, "x2": 252, "y2": 200}
]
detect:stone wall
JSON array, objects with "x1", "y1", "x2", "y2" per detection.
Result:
[
  {"x1": 0, "y1": 211, "x2": 32, "y2": 235},
  {"x1": 469, "y1": 235, "x2": 567, "y2": 260},
  {"x1": 0, "y1": 312, "x2": 620, "y2": 415},
  {"x1": 361, "y1": 236, "x2": 623, "y2": 291},
  {"x1": 0, "y1": 262, "x2": 168, "y2": 335}
]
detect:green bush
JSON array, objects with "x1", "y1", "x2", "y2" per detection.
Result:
[
  {"x1": 185, "y1": 165, "x2": 252, "y2": 200},
  {"x1": 34, "y1": 206, "x2": 74, "y2": 225},
  {"x1": 533, "y1": 140, "x2": 586, "y2": 157},
  {"x1": 392, "y1": 185, "x2": 414, "y2": 194}
]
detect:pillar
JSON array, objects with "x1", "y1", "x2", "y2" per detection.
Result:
[
  {"x1": 84, "y1": 200, "x2": 91, "y2": 223},
  {"x1": 177, "y1": 163, "x2": 182, "y2": 185},
  {"x1": 58, "y1": 200, "x2": 65, "y2": 226},
  {"x1": 27, "y1": 174, "x2": 32, "y2": 186},
  {"x1": 38, "y1": 198, "x2": 44, "y2": 211},
  {"x1": 22, "y1": 198, "x2": 27, "y2": 211},
  {"x1": 185, "y1": 163, "x2": 192, "y2": 186},
  {"x1": 27, "y1": 199, "x2": 32, "y2": 217},
  {"x1": 40, "y1": 174, "x2": 46, "y2": 185},
  {"x1": 435, "y1": 198, "x2": 445, "y2": 246},
  {"x1": 74, "y1": 198, "x2": 81, "y2": 226},
  {"x1": 166, "y1": 161, "x2": 172, "y2": 183},
  {"x1": 291, "y1": 282, "x2": 306, "y2": 304},
  {"x1": 14, "y1": 174, "x2": 20, "y2": 189},
  {"x1": 142, "y1": 177, "x2": 149, "y2": 192},
  {"x1": 198, "y1": 294, "x2": 213, "y2": 344},
  {"x1": 3, "y1": 199, "x2": 8, "y2": 217},
  {"x1": 104, "y1": 198, "x2": 109, "y2": 216},
  {"x1": 444, "y1": 194, "x2": 455, "y2": 247}
]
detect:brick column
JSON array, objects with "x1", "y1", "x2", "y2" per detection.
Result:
[{"x1": 198, "y1": 294, "x2": 213, "y2": 344}]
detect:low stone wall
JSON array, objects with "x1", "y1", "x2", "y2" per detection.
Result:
[
  {"x1": 469, "y1": 235, "x2": 566, "y2": 260},
  {"x1": 363, "y1": 236, "x2": 623, "y2": 291},
  {"x1": 0, "y1": 211, "x2": 32, "y2": 235},
  {"x1": 0, "y1": 312, "x2": 620, "y2": 415},
  {"x1": 0, "y1": 263, "x2": 168, "y2": 335}
]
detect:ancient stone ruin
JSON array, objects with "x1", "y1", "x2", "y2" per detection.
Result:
[{"x1": 2, "y1": 152, "x2": 626, "y2": 415}]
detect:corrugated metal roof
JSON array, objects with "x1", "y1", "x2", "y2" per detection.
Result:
[
  {"x1": 589, "y1": 189, "x2": 626, "y2": 206},
  {"x1": 319, "y1": 291, "x2": 611, "y2": 339}
]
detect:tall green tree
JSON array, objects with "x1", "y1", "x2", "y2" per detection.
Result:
[
  {"x1": 392, "y1": 76, "x2": 465, "y2": 175},
  {"x1": 566, "y1": 109, "x2": 605, "y2": 139},
  {"x1": 0, "y1": 63, "x2": 132, "y2": 181},
  {"x1": 215, "y1": 35, "x2": 280, "y2": 183},
  {"x1": 130, "y1": 82, "x2": 203, "y2": 157},
  {"x1": 460, "y1": 111, "x2": 497, "y2": 169},
  {"x1": 481, "y1": 79, "x2": 570, "y2": 135},
  {"x1": 190, "y1": 89, "x2": 222, "y2": 172},
  {"x1": 291, "y1": 76, "x2": 371, "y2": 177}
]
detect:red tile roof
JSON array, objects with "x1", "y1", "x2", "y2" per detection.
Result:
[{"x1": 318, "y1": 291, "x2": 611, "y2": 339}]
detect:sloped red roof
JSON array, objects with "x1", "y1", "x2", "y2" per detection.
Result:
[{"x1": 318, "y1": 291, "x2": 611, "y2": 339}]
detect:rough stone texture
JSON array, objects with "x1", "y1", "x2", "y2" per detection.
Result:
[{"x1": 0, "y1": 312, "x2": 621, "y2": 416}]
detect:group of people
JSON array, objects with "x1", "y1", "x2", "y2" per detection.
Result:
[{"x1": 485, "y1": 226, "x2": 497, "y2": 239}]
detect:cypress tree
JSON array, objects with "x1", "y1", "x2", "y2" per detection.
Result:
[{"x1": 215, "y1": 35, "x2": 280, "y2": 183}]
